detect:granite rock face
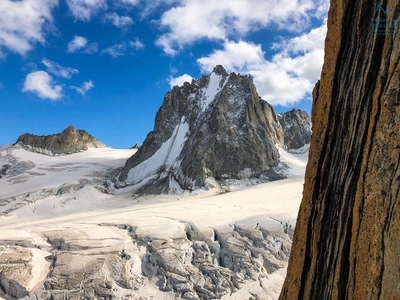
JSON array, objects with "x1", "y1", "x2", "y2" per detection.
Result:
[
  {"x1": 16, "y1": 126, "x2": 107, "y2": 155},
  {"x1": 278, "y1": 109, "x2": 311, "y2": 150},
  {"x1": 117, "y1": 66, "x2": 309, "y2": 194},
  {"x1": 280, "y1": 0, "x2": 400, "y2": 299}
]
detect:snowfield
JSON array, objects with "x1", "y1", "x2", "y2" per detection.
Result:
[{"x1": 0, "y1": 145, "x2": 307, "y2": 300}]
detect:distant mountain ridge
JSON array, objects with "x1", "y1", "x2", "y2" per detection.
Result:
[
  {"x1": 16, "y1": 125, "x2": 107, "y2": 155},
  {"x1": 278, "y1": 109, "x2": 311, "y2": 150},
  {"x1": 115, "y1": 65, "x2": 311, "y2": 194}
]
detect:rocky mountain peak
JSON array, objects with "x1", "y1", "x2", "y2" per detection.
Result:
[
  {"x1": 115, "y1": 66, "x2": 310, "y2": 194},
  {"x1": 278, "y1": 109, "x2": 311, "y2": 150},
  {"x1": 212, "y1": 64, "x2": 229, "y2": 76},
  {"x1": 15, "y1": 126, "x2": 107, "y2": 155}
]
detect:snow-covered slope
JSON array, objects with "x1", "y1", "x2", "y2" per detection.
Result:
[
  {"x1": 0, "y1": 145, "x2": 136, "y2": 212},
  {"x1": 0, "y1": 143, "x2": 307, "y2": 299}
]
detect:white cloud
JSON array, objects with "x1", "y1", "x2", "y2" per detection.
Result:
[
  {"x1": 105, "y1": 13, "x2": 134, "y2": 28},
  {"x1": 102, "y1": 43, "x2": 127, "y2": 57},
  {"x1": 42, "y1": 58, "x2": 79, "y2": 79},
  {"x1": 22, "y1": 71, "x2": 62, "y2": 100},
  {"x1": 139, "y1": 0, "x2": 179, "y2": 18},
  {"x1": 0, "y1": 82, "x2": 4, "y2": 89},
  {"x1": 66, "y1": 0, "x2": 107, "y2": 21},
  {"x1": 67, "y1": 36, "x2": 87, "y2": 52},
  {"x1": 102, "y1": 39, "x2": 144, "y2": 57},
  {"x1": 271, "y1": 23, "x2": 328, "y2": 55},
  {"x1": 120, "y1": 0, "x2": 140, "y2": 5},
  {"x1": 197, "y1": 40, "x2": 264, "y2": 72},
  {"x1": 197, "y1": 23, "x2": 327, "y2": 106},
  {"x1": 0, "y1": 0, "x2": 58, "y2": 56},
  {"x1": 67, "y1": 36, "x2": 98, "y2": 53},
  {"x1": 156, "y1": 0, "x2": 329, "y2": 55},
  {"x1": 130, "y1": 38, "x2": 145, "y2": 50},
  {"x1": 71, "y1": 80, "x2": 94, "y2": 95},
  {"x1": 169, "y1": 74, "x2": 194, "y2": 88}
]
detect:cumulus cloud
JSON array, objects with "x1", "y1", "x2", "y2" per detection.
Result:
[
  {"x1": 105, "y1": 13, "x2": 134, "y2": 28},
  {"x1": 66, "y1": 0, "x2": 107, "y2": 21},
  {"x1": 22, "y1": 71, "x2": 62, "y2": 100},
  {"x1": 198, "y1": 23, "x2": 327, "y2": 106},
  {"x1": 71, "y1": 80, "x2": 94, "y2": 95},
  {"x1": 169, "y1": 74, "x2": 194, "y2": 88},
  {"x1": 156, "y1": 0, "x2": 328, "y2": 55},
  {"x1": 42, "y1": 58, "x2": 79, "y2": 79},
  {"x1": 102, "y1": 39, "x2": 145, "y2": 57},
  {"x1": 197, "y1": 40, "x2": 264, "y2": 72},
  {"x1": 0, "y1": 0, "x2": 58, "y2": 56},
  {"x1": 67, "y1": 36, "x2": 98, "y2": 53}
]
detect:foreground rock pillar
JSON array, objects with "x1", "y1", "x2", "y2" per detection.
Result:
[{"x1": 280, "y1": 0, "x2": 400, "y2": 299}]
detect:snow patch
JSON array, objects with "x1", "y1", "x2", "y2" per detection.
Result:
[
  {"x1": 202, "y1": 73, "x2": 228, "y2": 111},
  {"x1": 288, "y1": 143, "x2": 310, "y2": 154},
  {"x1": 124, "y1": 117, "x2": 189, "y2": 185},
  {"x1": 169, "y1": 176, "x2": 184, "y2": 193},
  {"x1": 275, "y1": 144, "x2": 309, "y2": 177},
  {"x1": 0, "y1": 147, "x2": 135, "y2": 199},
  {"x1": 0, "y1": 144, "x2": 12, "y2": 152}
]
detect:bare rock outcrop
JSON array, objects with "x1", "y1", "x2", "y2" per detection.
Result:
[
  {"x1": 16, "y1": 126, "x2": 107, "y2": 155},
  {"x1": 280, "y1": 0, "x2": 400, "y2": 299},
  {"x1": 278, "y1": 109, "x2": 311, "y2": 150}
]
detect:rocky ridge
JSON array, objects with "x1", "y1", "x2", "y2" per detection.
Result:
[
  {"x1": 280, "y1": 0, "x2": 400, "y2": 299},
  {"x1": 116, "y1": 66, "x2": 310, "y2": 194},
  {"x1": 278, "y1": 109, "x2": 311, "y2": 150},
  {"x1": 16, "y1": 125, "x2": 107, "y2": 156}
]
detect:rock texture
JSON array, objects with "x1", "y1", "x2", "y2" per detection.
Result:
[
  {"x1": 116, "y1": 66, "x2": 310, "y2": 193},
  {"x1": 0, "y1": 245, "x2": 31, "y2": 299},
  {"x1": 0, "y1": 222, "x2": 292, "y2": 300},
  {"x1": 278, "y1": 109, "x2": 311, "y2": 150},
  {"x1": 280, "y1": 0, "x2": 400, "y2": 299},
  {"x1": 16, "y1": 126, "x2": 107, "y2": 155}
]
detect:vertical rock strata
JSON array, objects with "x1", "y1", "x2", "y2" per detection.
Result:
[{"x1": 280, "y1": 0, "x2": 400, "y2": 299}]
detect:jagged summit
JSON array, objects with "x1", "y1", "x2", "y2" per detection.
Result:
[
  {"x1": 15, "y1": 125, "x2": 107, "y2": 155},
  {"x1": 278, "y1": 109, "x2": 311, "y2": 150},
  {"x1": 212, "y1": 64, "x2": 229, "y2": 76},
  {"x1": 115, "y1": 66, "x2": 310, "y2": 194}
]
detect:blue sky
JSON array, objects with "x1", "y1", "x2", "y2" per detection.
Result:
[{"x1": 0, "y1": 0, "x2": 329, "y2": 149}]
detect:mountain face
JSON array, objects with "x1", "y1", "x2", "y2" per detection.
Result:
[
  {"x1": 116, "y1": 66, "x2": 309, "y2": 193},
  {"x1": 280, "y1": 0, "x2": 400, "y2": 299},
  {"x1": 16, "y1": 125, "x2": 107, "y2": 155},
  {"x1": 278, "y1": 109, "x2": 311, "y2": 150}
]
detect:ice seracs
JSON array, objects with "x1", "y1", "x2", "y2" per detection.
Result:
[{"x1": 0, "y1": 139, "x2": 307, "y2": 300}]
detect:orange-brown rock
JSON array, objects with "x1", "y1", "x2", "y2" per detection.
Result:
[{"x1": 280, "y1": 0, "x2": 400, "y2": 299}]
